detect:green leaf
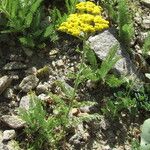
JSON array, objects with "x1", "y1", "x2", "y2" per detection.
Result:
[
  {"x1": 19, "y1": 36, "x2": 35, "y2": 48},
  {"x1": 43, "y1": 25, "x2": 54, "y2": 38},
  {"x1": 84, "y1": 43, "x2": 98, "y2": 69},
  {"x1": 55, "y1": 80, "x2": 74, "y2": 99},
  {"x1": 105, "y1": 74, "x2": 125, "y2": 87},
  {"x1": 98, "y1": 44, "x2": 121, "y2": 80}
]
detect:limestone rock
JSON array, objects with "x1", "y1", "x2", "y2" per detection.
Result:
[
  {"x1": 69, "y1": 124, "x2": 90, "y2": 146},
  {"x1": 36, "y1": 82, "x2": 50, "y2": 94},
  {"x1": 2, "y1": 130, "x2": 16, "y2": 141},
  {"x1": 88, "y1": 29, "x2": 138, "y2": 77},
  {"x1": 19, "y1": 95, "x2": 31, "y2": 110},
  {"x1": 142, "y1": 15, "x2": 150, "y2": 29},
  {"x1": 6, "y1": 140, "x2": 21, "y2": 150},
  {"x1": 0, "y1": 76, "x2": 13, "y2": 95},
  {"x1": 4, "y1": 88, "x2": 14, "y2": 99},
  {"x1": 1, "y1": 115, "x2": 25, "y2": 129},
  {"x1": 19, "y1": 75, "x2": 39, "y2": 92},
  {"x1": 3, "y1": 62, "x2": 27, "y2": 70}
]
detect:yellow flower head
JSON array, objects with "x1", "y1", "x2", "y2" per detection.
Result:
[{"x1": 58, "y1": 1, "x2": 109, "y2": 37}]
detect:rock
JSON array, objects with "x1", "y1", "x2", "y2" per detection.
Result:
[
  {"x1": 88, "y1": 29, "x2": 138, "y2": 77},
  {"x1": 0, "y1": 76, "x2": 13, "y2": 95},
  {"x1": 141, "y1": 0, "x2": 150, "y2": 8},
  {"x1": 56, "y1": 59, "x2": 64, "y2": 67},
  {"x1": 19, "y1": 95, "x2": 31, "y2": 110},
  {"x1": 0, "y1": 131, "x2": 19, "y2": 150},
  {"x1": 1, "y1": 115, "x2": 25, "y2": 129},
  {"x1": 70, "y1": 108, "x2": 80, "y2": 116},
  {"x1": 134, "y1": 12, "x2": 142, "y2": 25},
  {"x1": 3, "y1": 62, "x2": 27, "y2": 70},
  {"x1": 7, "y1": 54, "x2": 24, "y2": 62},
  {"x1": 19, "y1": 75, "x2": 39, "y2": 92},
  {"x1": 137, "y1": 32, "x2": 149, "y2": 44},
  {"x1": 49, "y1": 49, "x2": 59, "y2": 58},
  {"x1": 69, "y1": 124, "x2": 90, "y2": 146},
  {"x1": 38, "y1": 93, "x2": 50, "y2": 101},
  {"x1": 6, "y1": 140, "x2": 21, "y2": 150},
  {"x1": 0, "y1": 130, "x2": 3, "y2": 142},
  {"x1": 0, "y1": 143, "x2": 8, "y2": 150},
  {"x1": 142, "y1": 16, "x2": 150, "y2": 29},
  {"x1": 80, "y1": 105, "x2": 98, "y2": 113},
  {"x1": 36, "y1": 82, "x2": 49, "y2": 94},
  {"x1": 4, "y1": 88, "x2": 14, "y2": 99},
  {"x1": 25, "y1": 67, "x2": 37, "y2": 75},
  {"x1": 2, "y1": 130, "x2": 16, "y2": 141}
]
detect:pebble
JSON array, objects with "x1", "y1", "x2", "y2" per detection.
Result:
[
  {"x1": 38, "y1": 93, "x2": 51, "y2": 101},
  {"x1": 36, "y1": 83, "x2": 49, "y2": 94},
  {"x1": 56, "y1": 59, "x2": 64, "y2": 67},
  {"x1": 7, "y1": 54, "x2": 24, "y2": 62},
  {"x1": 4, "y1": 88, "x2": 14, "y2": 99},
  {"x1": 2, "y1": 130, "x2": 16, "y2": 141},
  {"x1": 142, "y1": 16, "x2": 150, "y2": 29},
  {"x1": 19, "y1": 75, "x2": 39, "y2": 92},
  {"x1": 49, "y1": 49, "x2": 58, "y2": 58},
  {"x1": 7, "y1": 140, "x2": 21, "y2": 150},
  {"x1": 3, "y1": 62, "x2": 27, "y2": 70},
  {"x1": 19, "y1": 95, "x2": 30, "y2": 110},
  {"x1": 0, "y1": 76, "x2": 13, "y2": 95},
  {"x1": 1, "y1": 115, "x2": 25, "y2": 129}
]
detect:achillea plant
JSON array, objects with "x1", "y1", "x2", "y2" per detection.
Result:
[{"x1": 58, "y1": 1, "x2": 109, "y2": 38}]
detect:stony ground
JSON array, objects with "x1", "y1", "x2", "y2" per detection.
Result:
[{"x1": 0, "y1": 0, "x2": 150, "y2": 149}]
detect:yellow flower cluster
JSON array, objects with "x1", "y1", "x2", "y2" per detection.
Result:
[
  {"x1": 76, "y1": 1, "x2": 102, "y2": 15},
  {"x1": 58, "y1": 1, "x2": 109, "y2": 37}
]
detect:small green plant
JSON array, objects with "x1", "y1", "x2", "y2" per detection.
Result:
[
  {"x1": 131, "y1": 139, "x2": 140, "y2": 150},
  {"x1": 19, "y1": 92, "x2": 69, "y2": 149},
  {"x1": 0, "y1": 0, "x2": 59, "y2": 48},
  {"x1": 102, "y1": 91, "x2": 137, "y2": 118},
  {"x1": 118, "y1": 0, "x2": 134, "y2": 50},
  {"x1": 0, "y1": 0, "x2": 43, "y2": 33},
  {"x1": 105, "y1": 74, "x2": 126, "y2": 87},
  {"x1": 100, "y1": 0, "x2": 118, "y2": 24},
  {"x1": 50, "y1": 0, "x2": 78, "y2": 28},
  {"x1": 102, "y1": 80, "x2": 150, "y2": 118}
]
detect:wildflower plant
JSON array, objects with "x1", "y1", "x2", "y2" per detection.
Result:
[{"x1": 58, "y1": 1, "x2": 120, "y2": 115}]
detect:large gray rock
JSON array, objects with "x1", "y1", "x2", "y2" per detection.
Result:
[
  {"x1": 19, "y1": 75, "x2": 39, "y2": 92},
  {"x1": 1, "y1": 115, "x2": 25, "y2": 129},
  {"x1": 88, "y1": 29, "x2": 138, "y2": 77},
  {"x1": 0, "y1": 76, "x2": 13, "y2": 95}
]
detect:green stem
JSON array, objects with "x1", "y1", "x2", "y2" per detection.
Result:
[{"x1": 67, "y1": 38, "x2": 87, "y2": 117}]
